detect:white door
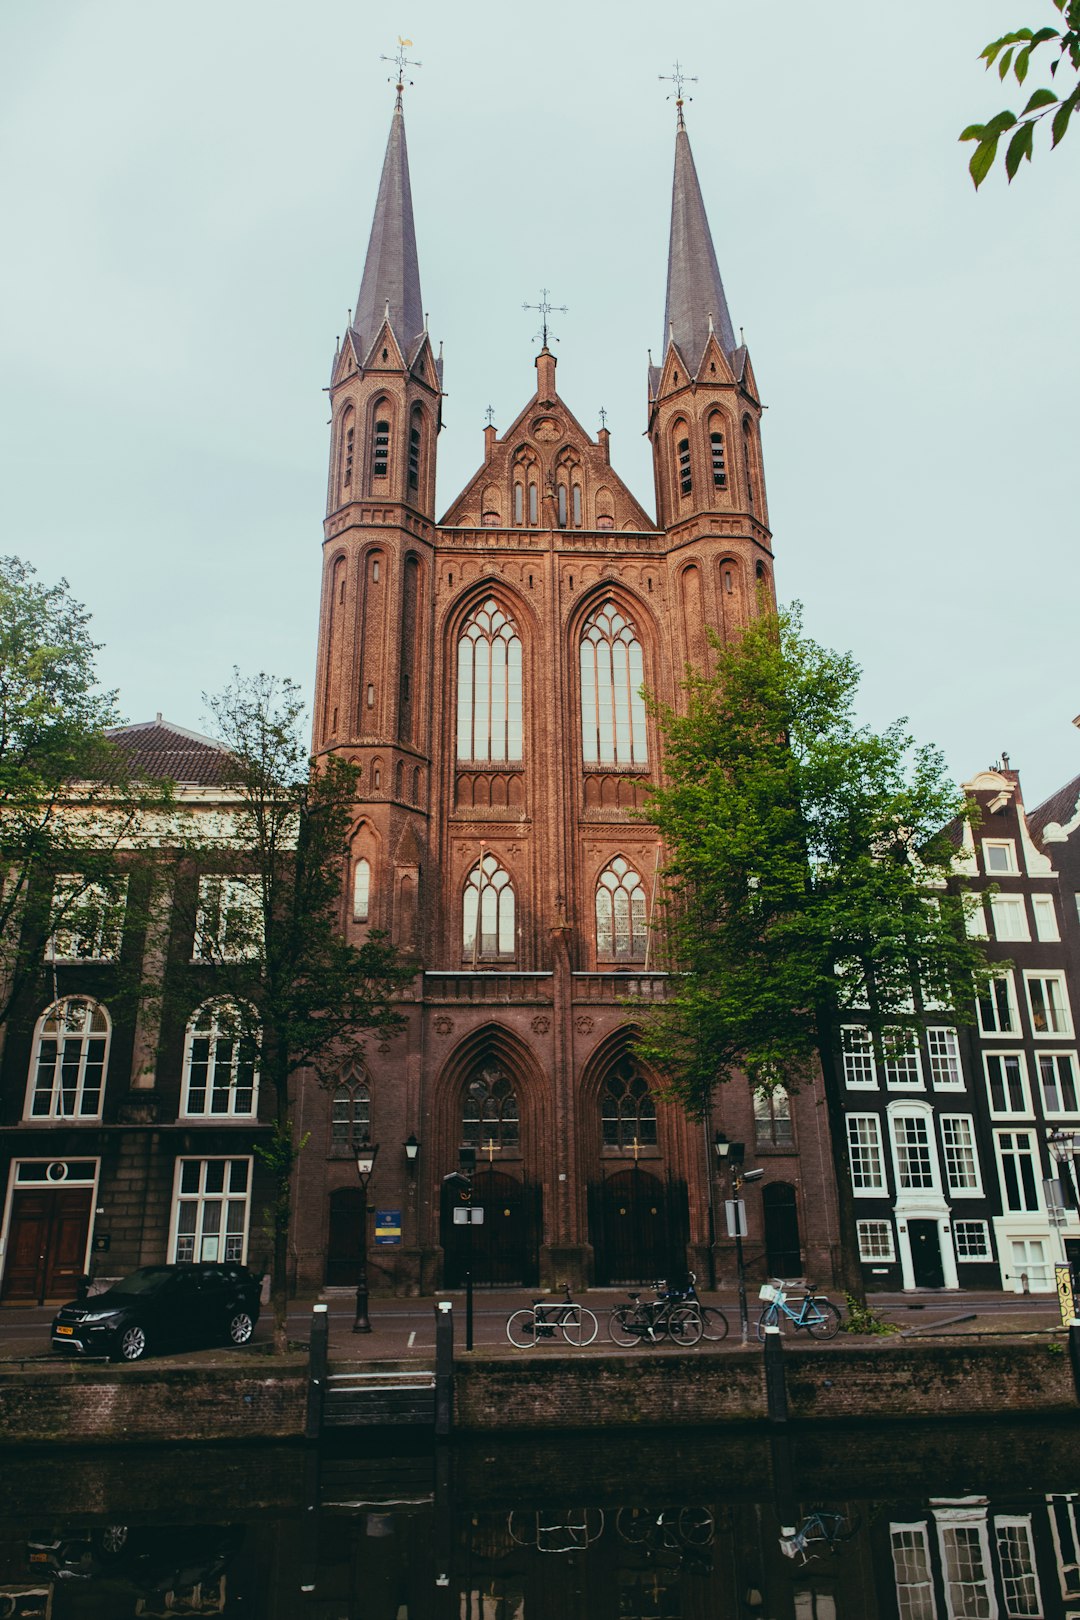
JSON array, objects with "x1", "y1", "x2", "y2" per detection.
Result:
[{"x1": 1009, "y1": 1238, "x2": 1051, "y2": 1292}]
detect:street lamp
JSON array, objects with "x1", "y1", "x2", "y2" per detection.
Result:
[
  {"x1": 404, "y1": 1133, "x2": 420, "y2": 1172},
  {"x1": 714, "y1": 1133, "x2": 763, "y2": 1345},
  {"x1": 353, "y1": 1141, "x2": 379, "y2": 1334},
  {"x1": 1047, "y1": 1128, "x2": 1080, "y2": 1278}
]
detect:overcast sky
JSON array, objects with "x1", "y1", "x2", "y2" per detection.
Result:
[{"x1": 1, "y1": 1, "x2": 1077, "y2": 808}]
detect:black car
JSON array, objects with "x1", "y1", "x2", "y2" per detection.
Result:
[{"x1": 50, "y1": 1262, "x2": 262, "y2": 1361}]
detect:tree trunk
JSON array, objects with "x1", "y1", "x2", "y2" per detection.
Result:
[{"x1": 814, "y1": 1009, "x2": 866, "y2": 1305}]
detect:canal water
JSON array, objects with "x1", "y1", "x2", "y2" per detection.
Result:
[{"x1": 1, "y1": 1417, "x2": 1079, "y2": 1617}]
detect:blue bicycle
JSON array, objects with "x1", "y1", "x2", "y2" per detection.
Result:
[{"x1": 755, "y1": 1279, "x2": 841, "y2": 1340}]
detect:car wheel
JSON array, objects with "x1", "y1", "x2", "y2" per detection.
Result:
[
  {"x1": 117, "y1": 1324, "x2": 148, "y2": 1362},
  {"x1": 97, "y1": 1524, "x2": 129, "y2": 1558},
  {"x1": 227, "y1": 1310, "x2": 254, "y2": 1346}
]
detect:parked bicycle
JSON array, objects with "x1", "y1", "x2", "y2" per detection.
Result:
[
  {"x1": 779, "y1": 1507, "x2": 861, "y2": 1564},
  {"x1": 615, "y1": 1506, "x2": 715, "y2": 1551},
  {"x1": 608, "y1": 1285, "x2": 703, "y2": 1347},
  {"x1": 506, "y1": 1286, "x2": 599, "y2": 1348},
  {"x1": 755, "y1": 1279, "x2": 841, "y2": 1340},
  {"x1": 664, "y1": 1271, "x2": 729, "y2": 1342}
]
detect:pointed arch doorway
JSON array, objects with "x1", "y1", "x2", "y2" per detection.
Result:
[
  {"x1": 589, "y1": 1168, "x2": 689, "y2": 1287},
  {"x1": 441, "y1": 1169, "x2": 541, "y2": 1288}
]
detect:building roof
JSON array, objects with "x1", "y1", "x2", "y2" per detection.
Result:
[
  {"x1": 104, "y1": 718, "x2": 234, "y2": 787},
  {"x1": 352, "y1": 103, "x2": 425, "y2": 362},
  {"x1": 664, "y1": 117, "x2": 736, "y2": 369},
  {"x1": 1029, "y1": 772, "x2": 1080, "y2": 843}
]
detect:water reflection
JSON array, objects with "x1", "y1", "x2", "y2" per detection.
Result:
[{"x1": 1, "y1": 1421, "x2": 1079, "y2": 1617}]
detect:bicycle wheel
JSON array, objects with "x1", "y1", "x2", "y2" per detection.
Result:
[
  {"x1": 506, "y1": 1308, "x2": 538, "y2": 1348},
  {"x1": 700, "y1": 1307, "x2": 729, "y2": 1342},
  {"x1": 561, "y1": 1307, "x2": 598, "y2": 1347},
  {"x1": 608, "y1": 1306, "x2": 643, "y2": 1347},
  {"x1": 677, "y1": 1506, "x2": 715, "y2": 1548},
  {"x1": 804, "y1": 1300, "x2": 842, "y2": 1340},
  {"x1": 615, "y1": 1507, "x2": 653, "y2": 1545},
  {"x1": 667, "y1": 1305, "x2": 703, "y2": 1346},
  {"x1": 755, "y1": 1304, "x2": 781, "y2": 1342}
]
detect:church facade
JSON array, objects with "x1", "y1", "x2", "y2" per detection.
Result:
[{"x1": 291, "y1": 89, "x2": 842, "y2": 1295}]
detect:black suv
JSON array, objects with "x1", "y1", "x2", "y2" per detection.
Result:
[{"x1": 51, "y1": 1263, "x2": 262, "y2": 1361}]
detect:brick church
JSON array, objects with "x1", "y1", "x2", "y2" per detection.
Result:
[{"x1": 292, "y1": 83, "x2": 841, "y2": 1296}]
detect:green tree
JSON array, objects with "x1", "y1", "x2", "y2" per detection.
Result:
[
  {"x1": 961, "y1": 0, "x2": 1080, "y2": 186},
  {"x1": 0, "y1": 556, "x2": 164, "y2": 1030},
  {"x1": 198, "y1": 672, "x2": 413, "y2": 1349},
  {"x1": 634, "y1": 606, "x2": 992, "y2": 1297}
]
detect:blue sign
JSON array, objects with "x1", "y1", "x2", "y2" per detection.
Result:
[{"x1": 375, "y1": 1208, "x2": 402, "y2": 1246}]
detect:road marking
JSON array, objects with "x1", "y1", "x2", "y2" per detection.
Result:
[{"x1": 407, "y1": 1331, "x2": 416, "y2": 1348}]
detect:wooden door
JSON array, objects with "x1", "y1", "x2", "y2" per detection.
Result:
[
  {"x1": 909, "y1": 1220, "x2": 946, "y2": 1289},
  {"x1": 1, "y1": 1189, "x2": 92, "y2": 1303},
  {"x1": 441, "y1": 1170, "x2": 540, "y2": 1288},
  {"x1": 762, "y1": 1182, "x2": 803, "y2": 1279},
  {"x1": 325, "y1": 1187, "x2": 365, "y2": 1286},
  {"x1": 588, "y1": 1170, "x2": 689, "y2": 1287}
]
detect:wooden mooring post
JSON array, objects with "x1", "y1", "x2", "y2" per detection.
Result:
[
  {"x1": 435, "y1": 1301, "x2": 454, "y2": 1438},
  {"x1": 305, "y1": 1303, "x2": 329, "y2": 1442}
]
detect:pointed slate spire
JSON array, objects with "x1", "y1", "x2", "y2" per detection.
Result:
[
  {"x1": 352, "y1": 102, "x2": 424, "y2": 360},
  {"x1": 663, "y1": 114, "x2": 736, "y2": 369}
]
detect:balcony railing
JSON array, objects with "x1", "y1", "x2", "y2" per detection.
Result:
[
  {"x1": 571, "y1": 972, "x2": 673, "y2": 1003},
  {"x1": 424, "y1": 972, "x2": 553, "y2": 1004}
]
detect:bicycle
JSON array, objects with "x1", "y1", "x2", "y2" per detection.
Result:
[
  {"x1": 779, "y1": 1507, "x2": 861, "y2": 1564},
  {"x1": 506, "y1": 1285, "x2": 599, "y2": 1348},
  {"x1": 755, "y1": 1279, "x2": 841, "y2": 1340},
  {"x1": 663, "y1": 1271, "x2": 729, "y2": 1342},
  {"x1": 608, "y1": 1285, "x2": 703, "y2": 1347},
  {"x1": 615, "y1": 1505, "x2": 715, "y2": 1551}
]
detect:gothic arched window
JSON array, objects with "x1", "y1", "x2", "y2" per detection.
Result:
[
  {"x1": 462, "y1": 1064, "x2": 519, "y2": 1150},
  {"x1": 340, "y1": 408, "x2": 355, "y2": 496},
  {"x1": 601, "y1": 1058, "x2": 658, "y2": 1150},
  {"x1": 457, "y1": 599, "x2": 523, "y2": 762},
  {"x1": 595, "y1": 856, "x2": 648, "y2": 961},
  {"x1": 26, "y1": 997, "x2": 110, "y2": 1120},
  {"x1": 513, "y1": 482, "x2": 524, "y2": 524},
  {"x1": 709, "y1": 416, "x2": 727, "y2": 488},
  {"x1": 742, "y1": 416, "x2": 757, "y2": 514},
  {"x1": 462, "y1": 854, "x2": 516, "y2": 961},
  {"x1": 408, "y1": 408, "x2": 422, "y2": 491},
  {"x1": 580, "y1": 601, "x2": 648, "y2": 766},
  {"x1": 353, "y1": 858, "x2": 371, "y2": 922},
  {"x1": 181, "y1": 999, "x2": 259, "y2": 1119},
  {"x1": 331, "y1": 1070, "x2": 371, "y2": 1149},
  {"x1": 372, "y1": 413, "x2": 390, "y2": 480}
]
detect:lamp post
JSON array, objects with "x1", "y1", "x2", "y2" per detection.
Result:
[
  {"x1": 404, "y1": 1134, "x2": 420, "y2": 1172},
  {"x1": 353, "y1": 1141, "x2": 379, "y2": 1334},
  {"x1": 714, "y1": 1133, "x2": 763, "y2": 1345}
]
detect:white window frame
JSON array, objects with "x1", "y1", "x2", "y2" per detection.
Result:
[
  {"x1": 1037, "y1": 1051, "x2": 1080, "y2": 1117},
  {"x1": 24, "y1": 997, "x2": 111, "y2": 1122},
  {"x1": 1048, "y1": 1493, "x2": 1080, "y2": 1601},
  {"x1": 352, "y1": 856, "x2": 371, "y2": 923},
  {"x1": 462, "y1": 854, "x2": 516, "y2": 962},
  {"x1": 1032, "y1": 894, "x2": 1060, "y2": 942},
  {"x1": 45, "y1": 874, "x2": 128, "y2": 963},
  {"x1": 983, "y1": 1051, "x2": 1032, "y2": 1119},
  {"x1": 842, "y1": 1024, "x2": 877, "y2": 1089},
  {"x1": 994, "y1": 1515, "x2": 1042, "y2": 1619},
  {"x1": 595, "y1": 855, "x2": 648, "y2": 963},
  {"x1": 193, "y1": 875, "x2": 263, "y2": 962},
  {"x1": 847, "y1": 1113, "x2": 887, "y2": 1194},
  {"x1": 940, "y1": 1115, "x2": 983, "y2": 1197},
  {"x1": 994, "y1": 1129, "x2": 1043, "y2": 1214},
  {"x1": 982, "y1": 838, "x2": 1018, "y2": 876},
  {"x1": 180, "y1": 999, "x2": 260, "y2": 1119},
  {"x1": 579, "y1": 600, "x2": 648, "y2": 767},
  {"x1": 978, "y1": 971, "x2": 1021, "y2": 1038},
  {"x1": 1025, "y1": 971, "x2": 1073, "y2": 1038},
  {"x1": 883, "y1": 1026, "x2": 924, "y2": 1090},
  {"x1": 889, "y1": 1106, "x2": 941, "y2": 1194},
  {"x1": 169, "y1": 1156, "x2": 252, "y2": 1265},
  {"x1": 456, "y1": 597, "x2": 524, "y2": 763},
  {"x1": 927, "y1": 1027, "x2": 965, "y2": 1090},
  {"x1": 934, "y1": 1507, "x2": 997, "y2": 1620},
  {"x1": 890, "y1": 1521, "x2": 937, "y2": 1620},
  {"x1": 990, "y1": 894, "x2": 1030, "y2": 943},
  {"x1": 857, "y1": 1219, "x2": 896, "y2": 1261},
  {"x1": 964, "y1": 896, "x2": 988, "y2": 939},
  {"x1": 953, "y1": 1220, "x2": 991, "y2": 1261}
]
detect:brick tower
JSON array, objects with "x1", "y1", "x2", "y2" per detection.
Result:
[{"x1": 297, "y1": 89, "x2": 840, "y2": 1298}]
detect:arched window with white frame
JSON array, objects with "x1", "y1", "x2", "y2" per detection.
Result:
[
  {"x1": 595, "y1": 855, "x2": 648, "y2": 961},
  {"x1": 331, "y1": 1066, "x2": 372, "y2": 1150},
  {"x1": 580, "y1": 601, "x2": 648, "y2": 765},
  {"x1": 352, "y1": 856, "x2": 371, "y2": 922},
  {"x1": 462, "y1": 854, "x2": 516, "y2": 961},
  {"x1": 457, "y1": 598, "x2": 523, "y2": 762},
  {"x1": 26, "y1": 997, "x2": 110, "y2": 1120},
  {"x1": 181, "y1": 999, "x2": 259, "y2": 1118}
]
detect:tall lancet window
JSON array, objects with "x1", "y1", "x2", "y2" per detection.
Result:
[
  {"x1": 580, "y1": 601, "x2": 648, "y2": 766},
  {"x1": 462, "y1": 855, "x2": 516, "y2": 961},
  {"x1": 595, "y1": 856, "x2": 648, "y2": 961},
  {"x1": 456, "y1": 599, "x2": 523, "y2": 762}
]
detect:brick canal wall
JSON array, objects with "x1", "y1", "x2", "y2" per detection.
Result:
[{"x1": 0, "y1": 1357, "x2": 307, "y2": 1446}]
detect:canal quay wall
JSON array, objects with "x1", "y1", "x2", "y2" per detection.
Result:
[{"x1": 0, "y1": 1338, "x2": 1076, "y2": 1446}]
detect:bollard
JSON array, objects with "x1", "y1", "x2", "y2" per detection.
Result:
[
  {"x1": 1068, "y1": 1318, "x2": 1080, "y2": 1405},
  {"x1": 304, "y1": 1303, "x2": 329, "y2": 1442},
  {"x1": 435, "y1": 1301, "x2": 454, "y2": 1438},
  {"x1": 763, "y1": 1324, "x2": 788, "y2": 1425}
]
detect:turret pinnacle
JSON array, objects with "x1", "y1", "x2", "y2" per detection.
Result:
[
  {"x1": 352, "y1": 102, "x2": 424, "y2": 361},
  {"x1": 663, "y1": 115, "x2": 736, "y2": 369}
]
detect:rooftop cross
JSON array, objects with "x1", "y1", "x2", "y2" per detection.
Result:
[
  {"x1": 381, "y1": 36, "x2": 422, "y2": 107},
  {"x1": 522, "y1": 288, "x2": 568, "y2": 348},
  {"x1": 485, "y1": 405, "x2": 495, "y2": 426},
  {"x1": 598, "y1": 406, "x2": 608, "y2": 430},
  {"x1": 659, "y1": 59, "x2": 697, "y2": 127}
]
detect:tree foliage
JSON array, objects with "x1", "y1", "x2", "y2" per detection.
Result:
[{"x1": 961, "y1": 0, "x2": 1080, "y2": 186}]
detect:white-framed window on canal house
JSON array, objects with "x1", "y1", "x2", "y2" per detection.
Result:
[
  {"x1": 842, "y1": 1025, "x2": 877, "y2": 1088},
  {"x1": 857, "y1": 1219, "x2": 895, "y2": 1261},
  {"x1": 847, "y1": 1115, "x2": 887, "y2": 1193},
  {"x1": 994, "y1": 1130, "x2": 1042, "y2": 1213},
  {"x1": 181, "y1": 1000, "x2": 259, "y2": 1118},
  {"x1": 978, "y1": 971, "x2": 1020, "y2": 1037},
  {"x1": 1047, "y1": 1494, "x2": 1080, "y2": 1602},
  {"x1": 984, "y1": 1052, "x2": 1031, "y2": 1118},
  {"x1": 883, "y1": 1027, "x2": 923, "y2": 1090},
  {"x1": 45, "y1": 874, "x2": 127, "y2": 962},
  {"x1": 933, "y1": 1506, "x2": 994, "y2": 1620},
  {"x1": 1037, "y1": 1052, "x2": 1080, "y2": 1116},
  {"x1": 169, "y1": 1158, "x2": 251, "y2": 1264},
  {"x1": 994, "y1": 1515, "x2": 1042, "y2": 1618},
  {"x1": 1025, "y1": 971, "x2": 1073, "y2": 1038},
  {"x1": 889, "y1": 1522, "x2": 935, "y2": 1619},
  {"x1": 889, "y1": 1109, "x2": 940, "y2": 1193},
  {"x1": 927, "y1": 1027, "x2": 964, "y2": 1089},
  {"x1": 24, "y1": 998, "x2": 110, "y2": 1120},
  {"x1": 953, "y1": 1220, "x2": 991, "y2": 1260},
  {"x1": 193, "y1": 875, "x2": 263, "y2": 961},
  {"x1": 940, "y1": 1116, "x2": 983, "y2": 1196}
]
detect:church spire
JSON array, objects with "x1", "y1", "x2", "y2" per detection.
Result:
[
  {"x1": 352, "y1": 99, "x2": 425, "y2": 360},
  {"x1": 663, "y1": 112, "x2": 736, "y2": 369}
]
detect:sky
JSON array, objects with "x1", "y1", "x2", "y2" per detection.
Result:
[{"x1": 1, "y1": 1, "x2": 1077, "y2": 808}]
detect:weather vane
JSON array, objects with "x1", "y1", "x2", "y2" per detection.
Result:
[
  {"x1": 659, "y1": 60, "x2": 697, "y2": 125},
  {"x1": 523, "y1": 288, "x2": 568, "y2": 348},
  {"x1": 381, "y1": 37, "x2": 421, "y2": 106},
  {"x1": 485, "y1": 405, "x2": 495, "y2": 426}
]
